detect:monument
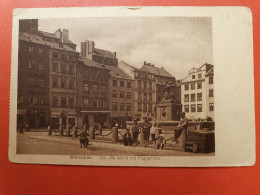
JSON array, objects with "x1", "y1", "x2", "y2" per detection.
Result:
[{"x1": 155, "y1": 81, "x2": 182, "y2": 121}]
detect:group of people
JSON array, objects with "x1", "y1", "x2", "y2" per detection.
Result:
[
  {"x1": 122, "y1": 117, "x2": 166, "y2": 150},
  {"x1": 122, "y1": 112, "x2": 188, "y2": 150}
]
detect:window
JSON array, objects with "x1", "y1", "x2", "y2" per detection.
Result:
[
  {"x1": 144, "y1": 93, "x2": 147, "y2": 101},
  {"x1": 191, "y1": 104, "x2": 196, "y2": 112},
  {"x1": 53, "y1": 96, "x2": 58, "y2": 106},
  {"x1": 184, "y1": 105, "x2": 189, "y2": 113},
  {"x1": 69, "y1": 98, "x2": 74, "y2": 107},
  {"x1": 28, "y1": 78, "x2": 35, "y2": 87},
  {"x1": 18, "y1": 96, "x2": 23, "y2": 104},
  {"x1": 149, "y1": 93, "x2": 152, "y2": 101},
  {"x1": 61, "y1": 54, "x2": 67, "y2": 60},
  {"x1": 191, "y1": 94, "x2": 195, "y2": 102},
  {"x1": 138, "y1": 92, "x2": 142, "y2": 101},
  {"x1": 148, "y1": 104, "x2": 152, "y2": 112},
  {"x1": 120, "y1": 103, "x2": 125, "y2": 111},
  {"x1": 149, "y1": 82, "x2": 152, "y2": 90},
  {"x1": 93, "y1": 100, "x2": 98, "y2": 108},
  {"x1": 192, "y1": 75, "x2": 195, "y2": 79},
  {"x1": 113, "y1": 80, "x2": 117, "y2": 86},
  {"x1": 185, "y1": 84, "x2": 189, "y2": 90},
  {"x1": 198, "y1": 73, "x2": 202, "y2": 78},
  {"x1": 112, "y1": 90, "x2": 117, "y2": 98},
  {"x1": 68, "y1": 79, "x2": 74, "y2": 89},
  {"x1": 184, "y1": 94, "x2": 189, "y2": 102},
  {"x1": 39, "y1": 98, "x2": 44, "y2": 105},
  {"x1": 61, "y1": 97, "x2": 66, "y2": 107},
  {"x1": 197, "y1": 93, "x2": 202, "y2": 101},
  {"x1": 120, "y1": 81, "x2": 124, "y2": 87},
  {"x1": 191, "y1": 83, "x2": 195, "y2": 90},
  {"x1": 144, "y1": 81, "x2": 147, "y2": 89},
  {"x1": 209, "y1": 89, "x2": 214, "y2": 97},
  {"x1": 209, "y1": 103, "x2": 214, "y2": 111},
  {"x1": 120, "y1": 91, "x2": 125, "y2": 98},
  {"x1": 209, "y1": 77, "x2": 214, "y2": 84},
  {"x1": 143, "y1": 103, "x2": 147, "y2": 112},
  {"x1": 68, "y1": 65, "x2": 73, "y2": 74},
  {"x1": 83, "y1": 99, "x2": 88, "y2": 107},
  {"x1": 197, "y1": 104, "x2": 202, "y2": 112},
  {"x1": 53, "y1": 52, "x2": 58, "y2": 58},
  {"x1": 112, "y1": 102, "x2": 117, "y2": 111},
  {"x1": 103, "y1": 99, "x2": 107, "y2": 108},
  {"x1": 39, "y1": 48, "x2": 44, "y2": 54},
  {"x1": 32, "y1": 97, "x2": 37, "y2": 104},
  {"x1": 61, "y1": 78, "x2": 66, "y2": 89},
  {"x1": 127, "y1": 92, "x2": 131, "y2": 99},
  {"x1": 28, "y1": 60, "x2": 34, "y2": 69},
  {"x1": 52, "y1": 63, "x2": 58, "y2": 72},
  {"x1": 39, "y1": 79, "x2": 44, "y2": 88},
  {"x1": 126, "y1": 103, "x2": 131, "y2": 111},
  {"x1": 93, "y1": 84, "x2": 98, "y2": 91},
  {"x1": 83, "y1": 83, "x2": 89, "y2": 91},
  {"x1": 138, "y1": 80, "x2": 142, "y2": 88},
  {"x1": 197, "y1": 82, "x2": 202, "y2": 89},
  {"x1": 61, "y1": 64, "x2": 67, "y2": 74},
  {"x1": 138, "y1": 103, "x2": 142, "y2": 112},
  {"x1": 101, "y1": 86, "x2": 106, "y2": 93},
  {"x1": 29, "y1": 46, "x2": 34, "y2": 52},
  {"x1": 127, "y1": 82, "x2": 131, "y2": 88},
  {"x1": 52, "y1": 77, "x2": 58, "y2": 88},
  {"x1": 39, "y1": 62, "x2": 44, "y2": 70}
]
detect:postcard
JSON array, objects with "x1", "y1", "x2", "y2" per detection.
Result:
[{"x1": 9, "y1": 7, "x2": 255, "y2": 166}]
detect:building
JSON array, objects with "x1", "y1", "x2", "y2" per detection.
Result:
[
  {"x1": 119, "y1": 61, "x2": 156, "y2": 120},
  {"x1": 140, "y1": 61, "x2": 180, "y2": 103},
  {"x1": 18, "y1": 19, "x2": 79, "y2": 131},
  {"x1": 18, "y1": 20, "x2": 50, "y2": 129},
  {"x1": 81, "y1": 41, "x2": 134, "y2": 126},
  {"x1": 76, "y1": 57, "x2": 110, "y2": 129},
  {"x1": 180, "y1": 63, "x2": 214, "y2": 121}
]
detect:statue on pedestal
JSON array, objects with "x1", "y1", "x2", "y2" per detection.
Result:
[{"x1": 162, "y1": 81, "x2": 178, "y2": 102}]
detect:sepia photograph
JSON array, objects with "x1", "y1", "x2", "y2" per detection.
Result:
[{"x1": 9, "y1": 7, "x2": 254, "y2": 166}]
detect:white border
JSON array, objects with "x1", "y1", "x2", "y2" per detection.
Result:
[{"x1": 9, "y1": 7, "x2": 255, "y2": 167}]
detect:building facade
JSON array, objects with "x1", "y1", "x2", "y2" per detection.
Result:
[
  {"x1": 18, "y1": 19, "x2": 79, "y2": 131},
  {"x1": 81, "y1": 41, "x2": 134, "y2": 126},
  {"x1": 180, "y1": 63, "x2": 214, "y2": 121},
  {"x1": 76, "y1": 57, "x2": 110, "y2": 129}
]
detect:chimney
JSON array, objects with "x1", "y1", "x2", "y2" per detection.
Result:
[
  {"x1": 114, "y1": 52, "x2": 116, "y2": 57},
  {"x1": 89, "y1": 41, "x2": 95, "y2": 54},
  {"x1": 62, "y1": 29, "x2": 69, "y2": 43},
  {"x1": 148, "y1": 63, "x2": 151, "y2": 65},
  {"x1": 144, "y1": 61, "x2": 146, "y2": 65},
  {"x1": 81, "y1": 41, "x2": 87, "y2": 57}
]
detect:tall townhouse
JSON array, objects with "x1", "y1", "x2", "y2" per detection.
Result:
[
  {"x1": 18, "y1": 19, "x2": 79, "y2": 131},
  {"x1": 180, "y1": 63, "x2": 214, "y2": 121}
]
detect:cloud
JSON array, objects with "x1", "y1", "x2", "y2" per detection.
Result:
[{"x1": 39, "y1": 17, "x2": 213, "y2": 79}]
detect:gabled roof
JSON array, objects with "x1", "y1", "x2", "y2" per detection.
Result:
[
  {"x1": 205, "y1": 67, "x2": 214, "y2": 76},
  {"x1": 79, "y1": 57, "x2": 107, "y2": 69},
  {"x1": 140, "y1": 64, "x2": 174, "y2": 78},
  {"x1": 19, "y1": 32, "x2": 77, "y2": 53},
  {"x1": 104, "y1": 65, "x2": 132, "y2": 79},
  {"x1": 93, "y1": 48, "x2": 117, "y2": 60}
]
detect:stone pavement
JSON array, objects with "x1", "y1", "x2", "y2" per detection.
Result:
[{"x1": 20, "y1": 131, "x2": 214, "y2": 156}]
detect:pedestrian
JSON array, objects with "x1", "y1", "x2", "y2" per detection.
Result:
[
  {"x1": 18, "y1": 122, "x2": 24, "y2": 135},
  {"x1": 79, "y1": 130, "x2": 89, "y2": 148},
  {"x1": 123, "y1": 128, "x2": 132, "y2": 146},
  {"x1": 131, "y1": 120, "x2": 140, "y2": 147},
  {"x1": 26, "y1": 123, "x2": 29, "y2": 131},
  {"x1": 173, "y1": 112, "x2": 189, "y2": 143},
  {"x1": 156, "y1": 134, "x2": 165, "y2": 150},
  {"x1": 154, "y1": 123, "x2": 162, "y2": 146},
  {"x1": 150, "y1": 122, "x2": 156, "y2": 146},
  {"x1": 141, "y1": 117, "x2": 151, "y2": 147}
]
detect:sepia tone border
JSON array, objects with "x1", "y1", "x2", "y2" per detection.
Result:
[{"x1": 9, "y1": 6, "x2": 255, "y2": 167}]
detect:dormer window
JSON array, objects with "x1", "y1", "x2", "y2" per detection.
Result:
[{"x1": 192, "y1": 75, "x2": 195, "y2": 79}]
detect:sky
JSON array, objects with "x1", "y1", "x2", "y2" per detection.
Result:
[{"x1": 39, "y1": 17, "x2": 213, "y2": 79}]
